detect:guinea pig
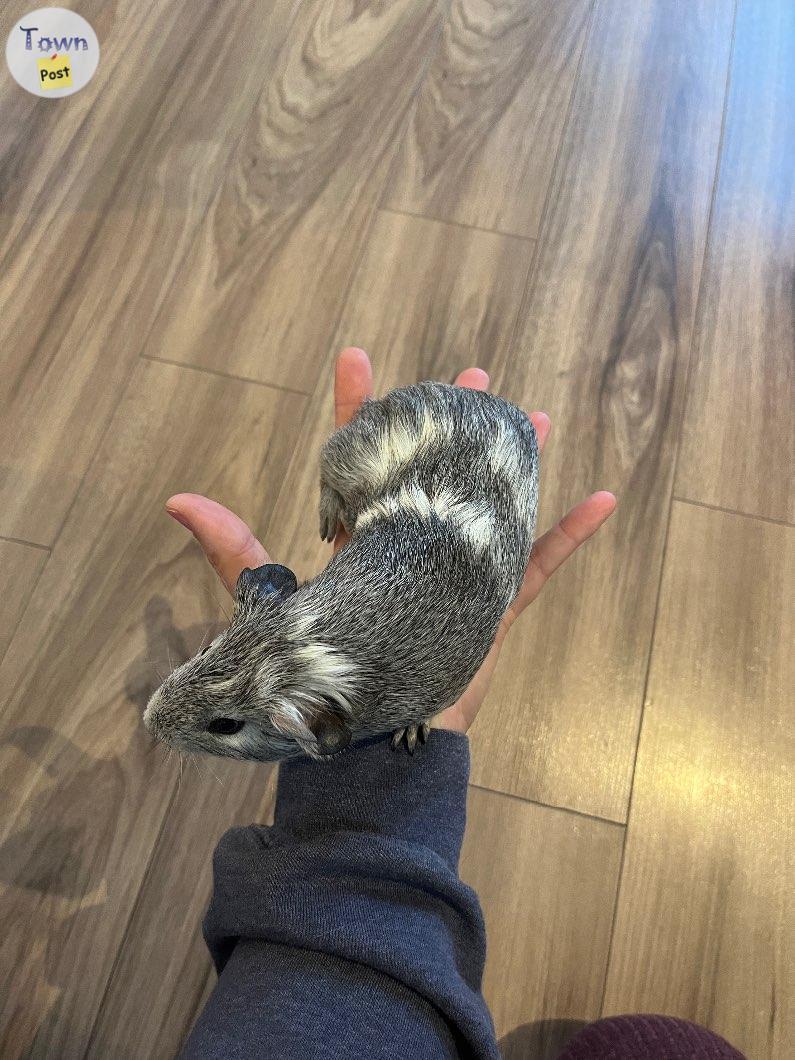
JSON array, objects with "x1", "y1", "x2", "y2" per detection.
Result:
[{"x1": 143, "y1": 381, "x2": 539, "y2": 760}]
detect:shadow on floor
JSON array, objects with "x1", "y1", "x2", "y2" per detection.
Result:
[
  {"x1": 498, "y1": 1019, "x2": 587, "y2": 1060},
  {"x1": 0, "y1": 597, "x2": 223, "y2": 897},
  {"x1": 0, "y1": 596, "x2": 225, "y2": 1055}
]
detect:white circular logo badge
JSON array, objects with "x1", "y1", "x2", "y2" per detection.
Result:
[{"x1": 6, "y1": 8, "x2": 99, "y2": 98}]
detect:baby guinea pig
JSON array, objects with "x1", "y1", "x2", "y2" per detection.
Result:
[{"x1": 143, "y1": 381, "x2": 539, "y2": 760}]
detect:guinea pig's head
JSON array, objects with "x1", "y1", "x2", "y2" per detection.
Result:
[{"x1": 143, "y1": 563, "x2": 355, "y2": 761}]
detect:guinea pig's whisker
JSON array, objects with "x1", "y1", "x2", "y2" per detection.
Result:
[
  {"x1": 202, "y1": 757, "x2": 224, "y2": 786},
  {"x1": 196, "y1": 626, "x2": 211, "y2": 655},
  {"x1": 203, "y1": 585, "x2": 231, "y2": 625}
]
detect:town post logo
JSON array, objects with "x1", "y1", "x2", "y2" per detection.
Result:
[{"x1": 6, "y1": 8, "x2": 99, "y2": 98}]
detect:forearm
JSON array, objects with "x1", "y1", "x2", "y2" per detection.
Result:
[{"x1": 181, "y1": 732, "x2": 498, "y2": 1059}]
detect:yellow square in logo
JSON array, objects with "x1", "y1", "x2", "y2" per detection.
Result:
[{"x1": 37, "y1": 53, "x2": 73, "y2": 90}]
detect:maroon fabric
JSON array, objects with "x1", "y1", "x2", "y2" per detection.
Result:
[{"x1": 556, "y1": 1015, "x2": 745, "y2": 1060}]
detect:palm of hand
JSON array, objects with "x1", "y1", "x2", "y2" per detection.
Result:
[{"x1": 166, "y1": 349, "x2": 616, "y2": 736}]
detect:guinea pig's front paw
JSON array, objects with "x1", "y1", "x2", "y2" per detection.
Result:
[
  {"x1": 390, "y1": 722, "x2": 430, "y2": 755},
  {"x1": 319, "y1": 482, "x2": 345, "y2": 543}
]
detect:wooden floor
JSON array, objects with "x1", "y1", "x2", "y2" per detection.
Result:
[{"x1": 1, "y1": 1, "x2": 792, "y2": 1057}]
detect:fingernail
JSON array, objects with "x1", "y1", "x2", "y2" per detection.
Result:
[{"x1": 166, "y1": 508, "x2": 191, "y2": 530}]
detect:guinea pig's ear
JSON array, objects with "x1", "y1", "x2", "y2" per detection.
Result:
[
  {"x1": 271, "y1": 698, "x2": 352, "y2": 759},
  {"x1": 235, "y1": 563, "x2": 298, "y2": 613},
  {"x1": 307, "y1": 706, "x2": 352, "y2": 757}
]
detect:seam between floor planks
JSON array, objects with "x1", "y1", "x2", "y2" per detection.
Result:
[
  {"x1": 490, "y1": 0, "x2": 598, "y2": 396},
  {"x1": 140, "y1": 355, "x2": 311, "y2": 396},
  {"x1": 596, "y1": 0, "x2": 740, "y2": 1013},
  {"x1": 0, "y1": 540, "x2": 52, "y2": 673},
  {"x1": 469, "y1": 782, "x2": 626, "y2": 829},
  {"x1": 0, "y1": 535, "x2": 51, "y2": 553},
  {"x1": 17, "y1": 330, "x2": 149, "y2": 554},
  {"x1": 380, "y1": 206, "x2": 539, "y2": 242},
  {"x1": 85, "y1": 775, "x2": 186, "y2": 1053},
  {"x1": 596, "y1": 470, "x2": 677, "y2": 1015},
  {"x1": 672, "y1": 496, "x2": 795, "y2": 530}
]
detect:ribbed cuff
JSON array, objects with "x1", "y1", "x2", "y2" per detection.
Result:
[{"x1": 274, "y1": 730, "x2": 471, "y2": 869}]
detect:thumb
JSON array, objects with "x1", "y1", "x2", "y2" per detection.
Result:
[{"x1": 166, "y1": 493, "x2": 270, "y2": 596}]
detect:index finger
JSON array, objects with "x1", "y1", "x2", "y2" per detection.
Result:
[
  {"x1": 335, "y1": 347, "x2": 373, "y2": 428},
  {"x1": 515, "y1": 490, "x2": 617, "y2": 611}
]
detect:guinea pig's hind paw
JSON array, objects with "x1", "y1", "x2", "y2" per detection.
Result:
[{"x1": 390, "y1": 723, "x2": 430, "y2": 754}]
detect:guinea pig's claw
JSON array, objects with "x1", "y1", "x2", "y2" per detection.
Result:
[{"x1": 391, "y1": 723, "x2": 431, "y2": 754}]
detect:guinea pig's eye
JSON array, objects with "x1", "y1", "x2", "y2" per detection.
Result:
[{"x1": 207, "y1": 717, "x2": 245, "y2": 736}]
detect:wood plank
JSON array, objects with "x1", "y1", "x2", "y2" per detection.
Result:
[
  {"x1": 0, "y1": 0, "x2": 158, "y2": 245},
  {"x1": 676, "y1": 0, "x2": 795, "y2": 523},
  {"x1": 384, "y1": 0, "x2": 592, "y2": 238},
  {"x1": 0, "y1": 0, "x2": 301, "y2": 545},
  {"x1": 0, "y1": 361, "x2": 304, "y2": 1058},
  {"x1": 266, "y1": 209, "x2": 533, "y2": 575},
  {"x1": 87, "y1": 772, "x2": 278, "y2": 1057},
  {"x1": 468, "y1": 0, "x2": 735, "y2": 820},
  {"x1": 461, "y1": 787, "x2": 623, "y2": 1060},
  {"x1": 140, "y1": 0, "x2": 446, "y2": 394},
  {"x1": 602, "y1": 502, "x2": 793, "y2": 1059},
  {"x1": 0, "y1": 541, "x2": 48, "y2": 663}
]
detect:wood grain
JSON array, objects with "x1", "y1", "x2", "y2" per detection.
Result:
[
  {"x1": 0, "y1": 360, "x2": 304, "y2": 1058},
  {"x1": 266, "y1": 209, "x2": 533, "y2": 575},
  {"x1": 602, "y1": 501, "x2": 793, "y2": 1059},
  {"x1": 468, "y1": 0, "x2": 735, "y2": 820},
  {"x1": 139, "y1": 0, "x2": 445, "y2": 393},
  {"x1": 87, "y1": 771, "x2": 278, "y2": 1058},
  {"x1": 0, "y1": 541, "x2": 48, "y2": 664},
  {"x1": 461, "y1": 787, "x2": 623, "y2": 1060},
  {"x1": 0, "y1": 0, "x2": 301, "y2": 545},
  {"x1": 2, "y1": 0, "x2": 790, "y2": 1050},
  {"x1": 385, "y1": 0, "x2": 592, "y2": 237},
  {"x1": 676, "y1": 0, "x2": 795, "y2": 523}
]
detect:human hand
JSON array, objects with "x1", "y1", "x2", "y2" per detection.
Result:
[{"x1": 165, "y1": 348, "x2": 616, "y2": 737}]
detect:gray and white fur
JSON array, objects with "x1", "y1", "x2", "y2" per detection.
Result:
[{"x1": 144, "y1": 382, "x2": 539, "y2": 761}]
